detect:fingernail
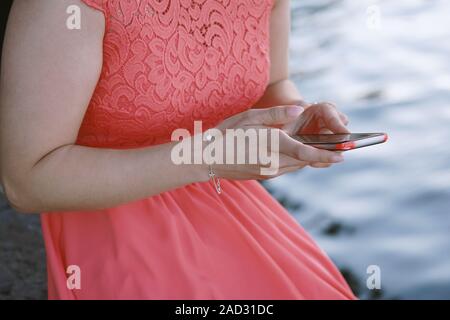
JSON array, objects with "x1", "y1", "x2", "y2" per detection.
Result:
[
  {"x1": 332, "y1": 155, "x2": 344, "y2": 162},
  {"x1": 287, "y1": 106, "x2": 304, "y2": 117}
]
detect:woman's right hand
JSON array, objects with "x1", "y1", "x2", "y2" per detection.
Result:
[{"x1": 206, "y1": 105, "x2": 345, "y2": 181}]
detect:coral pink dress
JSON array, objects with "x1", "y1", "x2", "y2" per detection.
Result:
[{"x1": 40, "y1": 0, "x2": 355, "y2": 299}]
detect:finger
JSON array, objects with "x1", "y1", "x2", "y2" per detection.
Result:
[
  {"x1": 324, "y1": 102, "x2": 350, "y2": 125},
  {"x1": 324, "y1": 102, "x2": 337, "y2": 109},
  {"x1": 319, "y1": 128, "x2": 333, "y2": 134},
  {"x1": 278, "y1": 154, "x2": 309, "y2": 169},
  {"x1": 339, "y1": 112, "x2": 349, "y2": 125},
  {"x1": 277, "y1": 165, "x2": 306, "y2": 175},
  {"x1": 297, "y1": 143, "x2": 344, "y2": 163},
  {"x1": 288, "y1": 110, "x2": 316, "y2": 135},
  {"x1": 245, "y1": 105, "x2": 304, "y2": 126},
  {"x1": 322, "y1": 107, "x2": 350, "y2": 134},
  {"x1": 309, "y1": 162, "x2": 332, "y2": 168},
  {"x1": 279, "y1": 132, "x2": 344, "y2": 163},
  {"x1": 257, "y1": 150, "x2": 307, "y2": 174},
  {"x1": 296, "y1": 100, "x2": 311, "y2": 108}
]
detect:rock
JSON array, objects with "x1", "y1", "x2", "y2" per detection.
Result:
[{"x1": 0, "y1": 266, "x2": 13, "y2": 295}]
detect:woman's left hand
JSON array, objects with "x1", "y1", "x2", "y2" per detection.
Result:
[{"x1": 282, "y1": 101, "x2": 351, "y2": 168}]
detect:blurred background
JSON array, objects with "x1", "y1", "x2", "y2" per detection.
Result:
[
  {"x1": 264, "y1": 0, "x2": 450, "y2": 299},
  {"x1": 1, "y1": 0, "x2": 449, "y2": 299}
]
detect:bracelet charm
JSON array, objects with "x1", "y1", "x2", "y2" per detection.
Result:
[{"x1": 208, "y1": 165, "x2": 222, "y2": 195}]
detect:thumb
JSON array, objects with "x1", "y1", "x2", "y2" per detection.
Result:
[{"x1": 255, "y1": 105, "x2": 304, "y2": 126}]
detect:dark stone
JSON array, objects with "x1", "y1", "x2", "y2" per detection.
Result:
[{"x1": 0, "y1": 266, "x2": 13, "y2": 295}]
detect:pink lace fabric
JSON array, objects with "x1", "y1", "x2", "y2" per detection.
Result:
[{"x1": 77, "y1": 0, "x2": 272, "y2": 148}]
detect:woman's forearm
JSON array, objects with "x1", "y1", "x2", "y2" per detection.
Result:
[
  {"x1": 1, "y1": 78, "x2": 305, "y2": 214},
  {"x1": 253, "y1": 79, "x2": 305, "y2": 109},
  {"x1": 3, "y1": 141, "x2": 209, "y2": 213}
]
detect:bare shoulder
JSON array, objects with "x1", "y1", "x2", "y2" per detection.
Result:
[
  {"x1": 2, "y1": 0, "x2": 105, "y2": 92},
  {"x1": 8, "y1": 0, "x2": 104, "y2": 44},
  {"x1": 0, "y1": 0, "x2": 107, "y2": 171}
]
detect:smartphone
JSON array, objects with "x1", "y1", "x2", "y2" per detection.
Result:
[{"x1": 292, "y1": 133, "x2": 388, "y2": 151}]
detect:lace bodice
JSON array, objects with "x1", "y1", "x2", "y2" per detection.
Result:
[{"x1": 78, "y1": 0, "x2": 273, "y2": 148}]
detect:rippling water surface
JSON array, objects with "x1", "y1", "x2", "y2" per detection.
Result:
[{"x1": 267, "y1": 0, "x2": 450, "y2": 299}]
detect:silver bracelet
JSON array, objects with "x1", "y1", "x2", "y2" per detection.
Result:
[
  {"x1": 208, "y1": 165, "x2": 222, "y2": 195},
  {"x1": 205, "y1": 132, "x2": 222, "y2": 195}
]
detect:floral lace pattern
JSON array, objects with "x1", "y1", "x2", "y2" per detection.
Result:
[{"x1": 78, "y1": 0, "x2": 273, "y2": 148}]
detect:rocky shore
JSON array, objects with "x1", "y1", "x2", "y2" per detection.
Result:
[{"x1": 0, "y1": 195, "x2": 47, "y2": 300}]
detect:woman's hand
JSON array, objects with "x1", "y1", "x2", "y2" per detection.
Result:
[
  {"x1": 283, "y1": 101, "x2": 350, "y2": 136},
  {"x1": 207, "y1": 105, "x2": 345, "y2": 181},
  {"x1": 281, "y1": 101, "x2": 350, "y2": 169}
]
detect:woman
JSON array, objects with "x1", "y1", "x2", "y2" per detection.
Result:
[{"x1": 0, "y1": 0, "x2": 355, "y2": 299}]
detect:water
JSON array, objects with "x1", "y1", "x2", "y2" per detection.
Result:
[{"x1": 266, "y1": 0, "x2": 450, "y2": 299}]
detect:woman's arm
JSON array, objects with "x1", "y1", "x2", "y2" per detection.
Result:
[
  {"x1": 254, "y1": 0, "x2": 304, "y2": 109},
  {"x1": 0, "y1": 0, "x2": 209, "y2": 213},
  {"x1": 255, "y1": 0, "x2": 349, "y2": 134},
  {"x1": 0, "y1": 0, "x2": 343, "y2": 213}
]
